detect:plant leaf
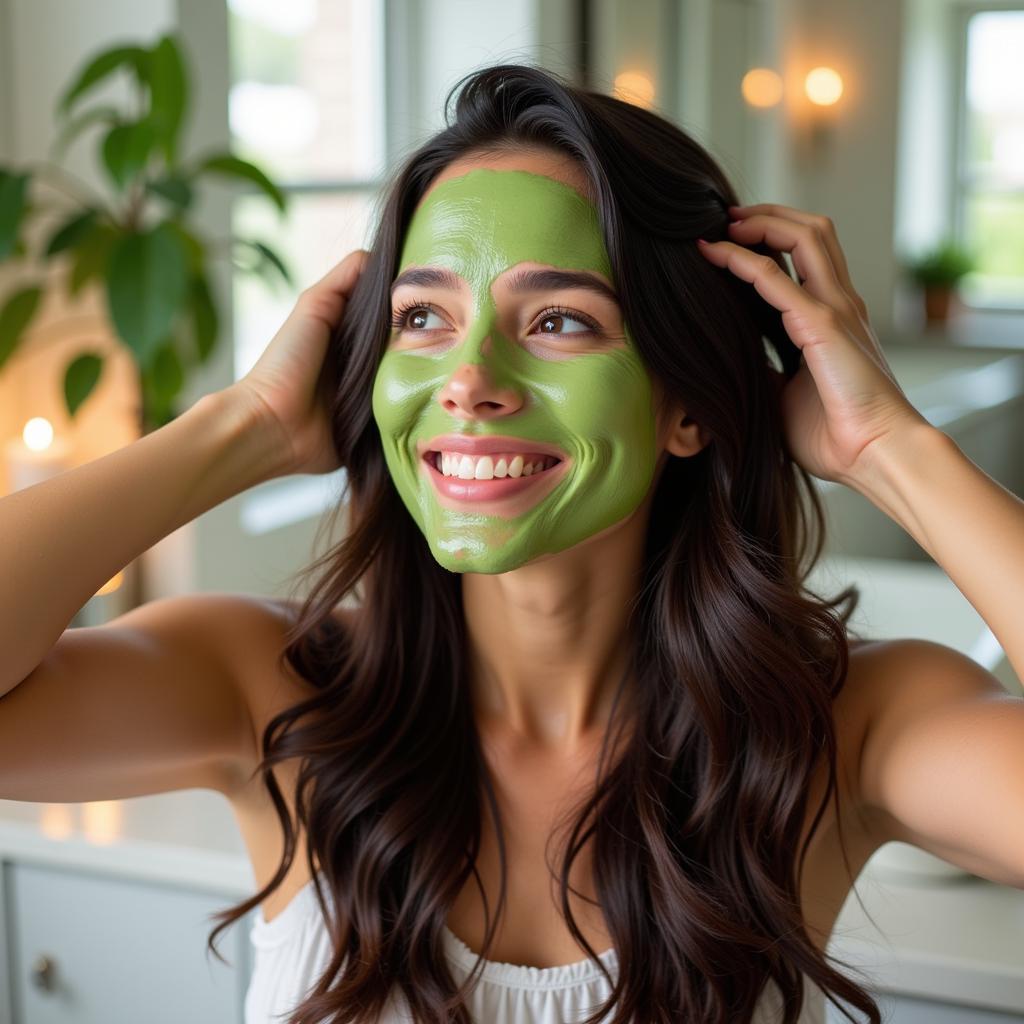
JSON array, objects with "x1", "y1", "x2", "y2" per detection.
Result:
[
  {"x1": 146, "y1": 35, "x2": 189, "y2": 166},
  {"x1": 51, "y1": 105, "x2": 120, "y2": 160},
  {"x1": 106, "y1": 222, "x2": 189, "y2": 363},
  {"x1": 0, "y1": 170, "x2": 30, "y2": 261},
  {"x1": 58, "y1": 45, "x2": 149, "y2": 115},
  {"x1": 44, "y1": 208, "x2": 100, "y2": 257},
  {"x1": 145, "y1": 174, "x2": 193, "y2": 210},
  {"x1": 251, "y1": 239, "x2": 293, "y2": 286},
  {"x1": 192, "y1": 153, "x2": 287, "y2": 214},
  {"x1": 63, "y1": 351, "x2": 105, "y2": 418},
  {"x1": 141, "y1": 340, "x2": 184, "y2": 431},
  {"x1": 233, "y1": 237, "x2": 293, "y2": 292},
  {"x1": 101, "y1": 121, "x2": 157, "y2": 192},
  {"x1": 162, "y1": 220, "x2": 205, "y2": 274},
  {"x1": 67, "y1": 222, "x2": 118, "y2": 297},
  {"x1": 186, "y1": 271, "x2": 218, "y2": 363},
  {"x1": 0, "y1": 285, "x2": 43, "y2": 371}
]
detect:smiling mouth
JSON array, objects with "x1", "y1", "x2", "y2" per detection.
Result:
[
  {"x1": 424, "y1": 450, "x2": 562, "y2": 480},
  {"x1": 420, "y1": 449, "x2": 568, "y2": 503}
]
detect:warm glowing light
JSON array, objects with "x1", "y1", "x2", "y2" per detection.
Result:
[
  {"x1": 22, "y1": 417, "x2": 55, "y2": 452},
  {"x1": 82, "y1": 801, "x2": 123, "y2": 845},
  {"x1": 96, "y1": 571, "x2": 124, "y2": 597},
  {"x1": 40, "y1": 804, "x2": 75, "y2": 841},
  {"x1": 805, "y1": 67, "x2": 844, "y2": 106},
  {"x1": 613, "y1": 71, "x2": 656, "y2": 109},
  {"x1": 741, "y1": 68, "x2": 783, "y2": 108}
]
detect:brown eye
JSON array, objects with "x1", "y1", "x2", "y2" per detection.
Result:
[
  {"x1": 391, "y1": 302, "x2": 446, "y2": 332},
  {"x1": 534, "y1": 309, "x2": 599, "y2": 336}
]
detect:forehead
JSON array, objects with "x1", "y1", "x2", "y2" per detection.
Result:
[{"x1": 396, "y1": 169, "x2": 613, "y2": 291}]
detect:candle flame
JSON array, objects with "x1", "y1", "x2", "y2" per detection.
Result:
[
  {"x1": 82, "y1": 800, "x2": 123, "y2": 845},
  {"x1": 22, "y1": 417, "x2": 55, "y2": 452}
]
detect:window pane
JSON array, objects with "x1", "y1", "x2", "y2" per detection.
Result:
[
  {"x1": 227, "y1": 0, "x2": 386, "y2": 183},
  {"x1": 961, "y1": 11, "x2": 1024, "y2": 307},
  {"x1": 961, "y1": 191, "x2": 1024, "y2": 307},
  {"x1": 232, "y1": 190, "x2": 378, "y2": 381}
]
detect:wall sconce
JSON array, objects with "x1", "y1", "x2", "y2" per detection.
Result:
[
  {"x1": 613, "y1": 70, "x2": 656, "y2": 110},
  {"x1": 740, "y1": 63, "x2": 845, "y2": 165},
  {"x1": 803, "y1": 65, "x2": 844, "y2": 160},
  {"x1": 741, "y1": 68, "x2": 784, "y2": 109}
]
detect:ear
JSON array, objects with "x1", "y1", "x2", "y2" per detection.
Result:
[{"x1": 661, "y1": 404, "x2": 709, "y2": 459}]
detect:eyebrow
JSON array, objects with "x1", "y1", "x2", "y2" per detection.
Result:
[{"x1": 390, "y1": 266, "x2": 619, "y2": 305}]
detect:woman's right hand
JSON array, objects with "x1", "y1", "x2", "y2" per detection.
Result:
[{"x1": 229, "y1": 248, "x2": 371, "y2": 477}]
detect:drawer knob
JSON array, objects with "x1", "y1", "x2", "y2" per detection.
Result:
[{"x1": 31, "y1": 953, "x2": 58, "y2": 993}]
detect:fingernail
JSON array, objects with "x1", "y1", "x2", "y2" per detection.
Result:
[{"x1": 697, "y1": 238, "x2": 711, "y2": 245}]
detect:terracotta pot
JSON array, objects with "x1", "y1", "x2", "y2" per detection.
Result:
[{"x1": 923, "y1": 284, "x2": 955, "y2": 325}]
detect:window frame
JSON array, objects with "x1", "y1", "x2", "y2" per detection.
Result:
[
  {"x1": 950, "y1": 0, "x2": 1024, "y2": 312},
  {"x1": 223, "y1": 0, "x2": 419, "y2": 536}
]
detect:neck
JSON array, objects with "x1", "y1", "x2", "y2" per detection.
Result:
[{"x1": 461, "y1": 486, "x2": 653, "y2": 755}]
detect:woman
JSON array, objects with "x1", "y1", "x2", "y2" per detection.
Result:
[{"x1": 2, "y1": 63, "x2": 1022, "y2": 1024}]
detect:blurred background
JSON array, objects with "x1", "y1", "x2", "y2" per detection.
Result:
[{"x1": 1, "y1": 2, "x2": 1023, "y2": 1022}]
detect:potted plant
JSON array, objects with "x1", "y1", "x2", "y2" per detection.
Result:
[
  {"x1": 0, "y1": 32, "x2": 292, "y2": 612},
  {"x1": 903, "y1": 239, "x2": 976, "y2": 326},
  {"x1": 0, "y1": 31, "x2": 292, "y2": 435}
]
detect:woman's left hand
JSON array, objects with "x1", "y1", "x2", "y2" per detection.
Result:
[{"x1": 697, "y1": 204, "x2": 931, "y2": 487}]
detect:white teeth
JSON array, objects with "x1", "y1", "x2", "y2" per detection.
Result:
[{"x1": 433, "y1": 450, "x2": 560, "y2": 479}]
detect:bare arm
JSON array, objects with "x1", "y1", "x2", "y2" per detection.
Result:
[
  {"x1": 0, "y1": 250, "x2": 366, "y2": 802},
  {"x1": 0, "y1": 386, "x2": 287, "y2": 697}
]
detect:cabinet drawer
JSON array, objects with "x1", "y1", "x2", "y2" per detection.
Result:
[{"x1": 5, "y1": 861, "x2": 250, "y2": 1024}]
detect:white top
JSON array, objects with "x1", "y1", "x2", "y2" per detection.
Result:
[{"x1": 245, "y1": 876, "x2": 827, "y2": 1024}]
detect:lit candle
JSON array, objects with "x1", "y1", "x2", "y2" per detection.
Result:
[{"x1": 4, "y1": 417, "x2": 72, "y2": 493}]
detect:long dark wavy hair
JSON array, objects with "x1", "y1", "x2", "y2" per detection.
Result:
[{"x1": 206, "y1": 62, "x2": 882, "y2": 1024}]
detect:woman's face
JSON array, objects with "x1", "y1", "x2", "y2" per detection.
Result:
[{"x1": 371, "y1": 160, "x2": 660, "y2": 574}]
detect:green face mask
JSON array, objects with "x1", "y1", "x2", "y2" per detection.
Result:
[{"x1": 371, "y1": 168, "x2": 659, "y2": 574}]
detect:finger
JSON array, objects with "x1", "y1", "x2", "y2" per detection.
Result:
[
  {"x1": 726, "y1": 215, "x2": 863, "y2": 330},
  {"x1": 309, "y1": 248, "x2": 371, "y2": 296},
  {"x1": 696, "y1": 239, "x2": 885, "y2": 396},
  {"x1": 729, "y1": 204, "x2": 867, "y2": 319},
  {"x1": 300, "y1": 249, "x2": 371, "y2": 331},
  {"x1": 722, "y1": 216, "x2": 893, "y2": 386}
]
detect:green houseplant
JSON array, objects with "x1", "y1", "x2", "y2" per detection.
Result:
[
  {"x1": 903, "y1": 239, "x2": 976, "y2": 325},
  {"x1": 0, "y1": 32, "x2": 292, "y2": 434}
]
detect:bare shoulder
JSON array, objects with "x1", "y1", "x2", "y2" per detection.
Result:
[
  {"x1": 221, "y1": 596, "x2": 358, "y2": 789},
  {"x1": 839, "y1": 636, "x2": 999, "y2": 826}
]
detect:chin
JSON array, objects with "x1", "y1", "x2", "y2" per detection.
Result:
[
  {"x1": 425, "y1": 530, "x2": 579, "y2": 575},
  {"x1": 429, "y1": 548, "x2": 533, "y2": 575}
]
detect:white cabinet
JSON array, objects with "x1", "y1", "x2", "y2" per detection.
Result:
[{"x1": 2, "y1": 860, "x2": 254, "y2": 1024}]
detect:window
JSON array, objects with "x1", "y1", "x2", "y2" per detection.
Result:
[
  {"x1": 226, "y1": 0, "x2": 387, "y2": 381},
  {"x1": 954, "y1": 6, "x2": 1024, "y2": 309}
]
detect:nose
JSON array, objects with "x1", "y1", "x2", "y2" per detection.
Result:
[{"x1": 436, "y1": 356, "x2": 524, "y2": 421}]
